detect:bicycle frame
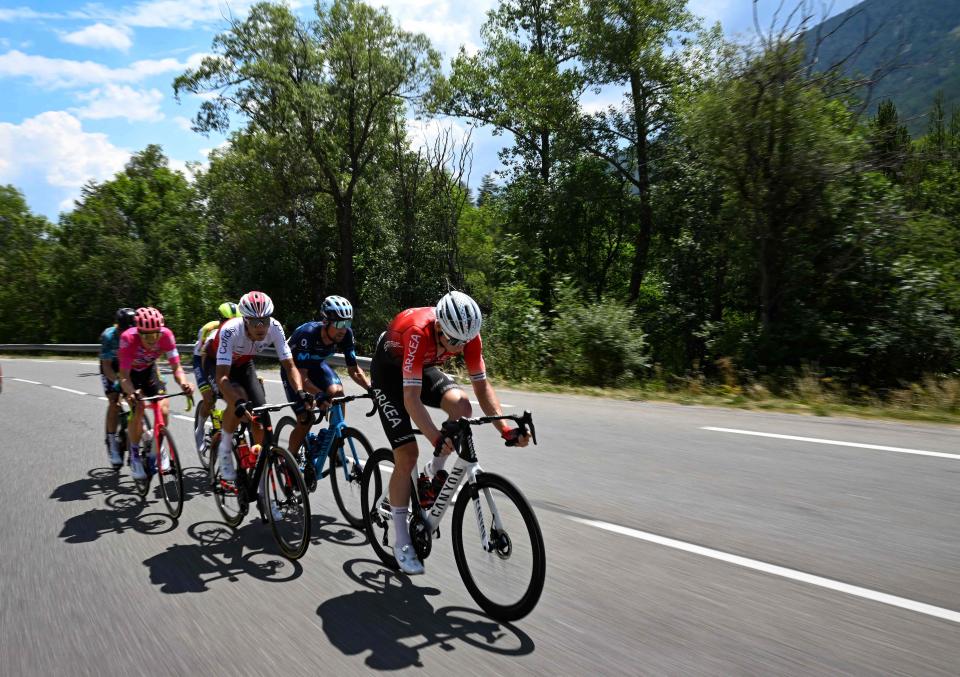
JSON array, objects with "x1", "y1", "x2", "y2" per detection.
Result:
[
  {"x1": 408, "y1": 412, "x2": 536, "y2": 553},
  {"x1": 139, "y1": 392, "x2": 194, "y2": 468},
  {"x1": 302, "y1": 393, "x2": 377, "y2": 482},
  {"x1": 218, "y1": 403, "x2": 294, "y2": 508}
]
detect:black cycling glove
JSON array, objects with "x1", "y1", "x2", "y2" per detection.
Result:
[{"x1": 234, "y1": 399, "x2": 252, "y2": 418}]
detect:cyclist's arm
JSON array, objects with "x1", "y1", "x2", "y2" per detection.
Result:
[
  {"x1": 298, "y1": 366, "x2": 324, "y2": 397},
  {"x1": 347, "y1": 364, "x2": 370, "y2": 390},
  {"x1": 215, "y1": 363, "x2": 241, "y2": 407},
  {"x1": 403, "y1": 386, "x2": 442, "y2": 444},
  {"x1": 281, "y1": 357, "x2": 305, "y2": 392},
  {"x1": 118, "y1": 367, "x2": 135, "y2": 400}
]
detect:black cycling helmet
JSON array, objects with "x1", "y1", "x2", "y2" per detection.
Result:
[{"x1": 115, "y1": 307, "x2": 136, "y2": 331}]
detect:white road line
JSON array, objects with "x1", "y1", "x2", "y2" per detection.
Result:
[
  {"x1": 51, "y1": 385, "x2": 87, "y2": 396},
  {"x1": 469, "y1": 399, "x2": 515, "y2": 408},
  {"x1": 12, "y1": 378, "x2": 42, "y2": 384},
  {"x1": 570, "y1": 517, "x2": 960, "y2": 625},
  {"x1": 702, "y1": 426, "x2": 960, "y2": 461},
  {"x1": 173, "y1": 415, "x2": 194, "y2": 422},
  {"x1": 264, "y1": 379, "x2": 283, "y2": 384}
]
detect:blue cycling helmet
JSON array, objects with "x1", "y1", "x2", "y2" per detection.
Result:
[{"x1": 321, "y1": 295, "x2": 353, "y2": 321}]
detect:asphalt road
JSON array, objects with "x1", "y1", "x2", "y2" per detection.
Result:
[{"x1": 1, "y1": 356, "x2": 959, "y2": 675}]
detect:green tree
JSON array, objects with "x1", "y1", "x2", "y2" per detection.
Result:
[
  {"x1": 175, "y1": 0, "x2": 441, "y2": 304},
  {"x1": 0, "y1": 186, "x2": 57, "y2": 342}
]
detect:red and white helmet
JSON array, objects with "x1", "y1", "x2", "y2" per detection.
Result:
[
  {"x1": 238, "y1": 291, "x2": 274, "y2": 318},
  {"x1": 134, "y1": 306, "x2": 164, "y2": 332}
]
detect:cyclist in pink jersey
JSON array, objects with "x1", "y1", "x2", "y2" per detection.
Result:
[{"x1": 118, "y1": 307, "x2": 194, "y2": 480}]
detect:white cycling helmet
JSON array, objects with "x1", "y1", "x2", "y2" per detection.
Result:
[
  {"x1": 238, "y1": 290, "x2": 274, "y2": 318},
  {"x1": 435, "y1": 291, "x2": 482, "y2": 344},
  {"x1": 321, "y1": 295, "x2": 353, "y2": 320}
]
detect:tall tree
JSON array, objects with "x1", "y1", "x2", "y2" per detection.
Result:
[
  {"x1": 174, "y1": 0, "x2": 440, "y2": 303},
  {"x1": 570, "y1": 0, "x2": 702, "y2": 302}
]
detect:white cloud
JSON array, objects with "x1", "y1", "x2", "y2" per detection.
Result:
[
  {"x1": 378, "y1": 0, "x2": 495, "y2": 58},
  {"x1": 0, "y1": 111, "x2": 129, "y2": 191},
  {"x1": 71, "y1": 84, "x2": 165, "y2": 122},
  {"x1": 173, "y1": 115, "x2": 194, "y2": 131},
  {"x1": 0, "y1": 7, "x2": 59, "y2": 22},
  {"x1": 0, "y1": 49, "x2": 206, "y2": 89},
  {"x1": 199, "y1": 139, "x2": 230, "y2": 158},
  {"x1": 60, "y1": 23, "x2": 133, "y2": 51}
]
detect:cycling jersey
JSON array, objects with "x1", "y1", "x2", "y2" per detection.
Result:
[
  {"x1": 99, "y1": 326, "x2": 120, "y2": 361},
  {"x1": 288, "y1": 321, "x2": 358, "y2": 369},
  {"x1": 193, "y1": 320, "x2": 221, "y2": 357},
  {"x1": 210, "y1": 317, "x2": 292, "y2": 367},
  {"x1": 118, "y1": 327, "x2": 180, "y2": 372},
  {"x1": 382, "y1": 307, "x2": 486, "y2": 387}
]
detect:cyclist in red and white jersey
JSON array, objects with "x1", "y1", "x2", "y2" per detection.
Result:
[
  {"x1": 208, "y1": 291, "x2": 311, "y2": 481},
  {"x1": 370, "y1": 290, "x2": 530, "y2": 575},
  {"x1": 118, "y1": 307, "x2": 194, "y2": 480}
]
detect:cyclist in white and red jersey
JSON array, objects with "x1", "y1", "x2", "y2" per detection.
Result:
[
  {"x1": 370, "y1": 290, "x2": 530, "y2": 575},
  {"x1": 118, "y1": 306, "x2": 194, "y2": 480},
  {"x1": 208, "y1": 291, "x2": 311, "y2": 481}
]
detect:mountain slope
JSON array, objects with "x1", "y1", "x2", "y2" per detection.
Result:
[{"x1": 808, "y1": 0, "x2": 960, "y2": 134}]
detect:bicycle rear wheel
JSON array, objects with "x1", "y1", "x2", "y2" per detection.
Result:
[
  {"x1": 330, "y1": 427, "x2": 373, "y2": 530},
  {"x1": 262, "y1": 446, "x2": 311, "y2": 560},
  {"x1": 156, "y1": 426, "x2": 184, "y2": 519},
  {"x1": 208, "y1": 434, "x2": 245, "y2": 527},
  {"x1": 451, "y1": 472, "x2": 546, "y2": 622}
]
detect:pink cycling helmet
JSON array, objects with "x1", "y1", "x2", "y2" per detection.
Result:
[{"x1": 134, "y1": 306, "x2": 165, "y2": 332}]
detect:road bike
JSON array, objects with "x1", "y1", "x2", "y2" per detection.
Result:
[
  {"x1": 274, "y1": 392, "x2": 376, "y2": 530},
  {"x1": 360, "y1": 411, "x2": 546, "y2": 621},
  {"x1": 208, "y1": 402, "x2": 311, "y2": 560},
  {"x1": 194, "y1": 401, "x2": 224, "y2": 473},
  {"x1": 132, "y1": 392, "x2": 194, "y2": 520}
]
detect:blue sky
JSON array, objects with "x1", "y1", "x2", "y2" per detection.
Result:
[{"x1": 0, "y1": 0, "x2": 861, "y2": 219}]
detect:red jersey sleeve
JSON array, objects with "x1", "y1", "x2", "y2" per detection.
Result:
[
  {"x1": 401, "y1": 326, "x2": 428, "y2": 387},
  {"x1": 463, "y1": 335, "x2": 486, "y2": 382}
]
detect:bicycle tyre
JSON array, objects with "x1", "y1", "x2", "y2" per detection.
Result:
[
  {"x1": 451, "y1": 472, "x2": 546, "y2": 622},
  {"x1": 208, "y1": 435, "x2": 245, "y2": 527},
  {"x1": 329, "y1": 426, "x2": 374, "y2": 530},
  {"x1": 263, "y1": 445, "x2": 311, "y2": 560},
  {"x1": 361, "y1": 447, "x2": 418, "y2": 570},
  {"x1": 155, "y1": 426, "x2": 184, "y2": 519},
  {"x1": 192, "y1": 402, "x2": 211, "y2": 471},
  {"x1": 275, "y1": 415, "x2": 316, "y2": 491}
]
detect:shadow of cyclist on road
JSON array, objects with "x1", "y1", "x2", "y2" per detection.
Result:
[
  {"x1": 57, "y1": 489, "x2": 176, "y2": 543},
  {"x1": 141, "y1": 520, "x2": 303, "y2": 593},
  {"x1": 50, "y1": 467, "x2": 121, "y2": 502},
  {"x1": 316, "y1": 559, "x2": 535, "y2": 669},
  {"x1": 308, "y1": 512, "x2": 368, "y2": 549}
]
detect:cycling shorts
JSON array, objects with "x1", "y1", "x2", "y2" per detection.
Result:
[
  {"x1": 370, "y1": 335, "x2": 459, "y2": 449},
  {"x1": 207, "y1": 359, "x2": 266, "y2": 409},
  {"x1": 99, "y1": 358, "x2": 120, "y2": 396},
  {"x1": 130, "y1": 365, "x2": 166, "y2": 398}
]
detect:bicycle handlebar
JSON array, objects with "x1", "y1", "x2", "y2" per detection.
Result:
[
  {"x1": 329, "y1": 391, "x2": 377, "y2": 417},
  {"x1": 137, "y1": 391, "x2": 194, "y2": 411},
  {"x1": 251, "y1": 401, "x2": 299, "y2": 414},
  {"x1": 423, "y1": 410, "x2": 537, "y2": 456}
]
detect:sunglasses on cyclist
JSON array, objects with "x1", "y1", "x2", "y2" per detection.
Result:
[
  {"x1": 139, "y1": 330, "x2": 161, "y2": 340},
  {"x1": 438, "y1": 329, "x2": 466, "y2": 347},
  {"x1": 244, "y1": 316, "x2": 271, "y2": 328},
  {"x1": 328, "y1": 319, "x2": 351, "y2": 329}
]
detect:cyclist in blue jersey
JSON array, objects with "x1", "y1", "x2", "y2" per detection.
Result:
[
  {"x1": 100, "y1": 307, "x2": 136, "y2": 468},
  {"x1": 282, "y1": 295, "x2": 371, "y2": 457}
]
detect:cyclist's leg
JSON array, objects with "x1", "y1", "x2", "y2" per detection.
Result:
[
  {"x1": 422, "y1": 367, "x2": 469, "y2": 475},
  {"x1": 370, "y1": 346, "x2": 425, "y2": 574},
  {"x1": 240, "y1": 363, "x2": 267, "y2": 446},
  {"x1": 101, "y1": 361, "x2": 121, "y2": 460}
]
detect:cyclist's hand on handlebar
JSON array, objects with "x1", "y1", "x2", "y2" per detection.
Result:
[
  {"x1": 502, "y1": 427, "x2": 530, "y2": 448},
  {"x1": 234, "y1": 399, "x2": 255, "y2": 422},
  {"x1": 180, "y1": 381, "x2": 195, "y2": 397},
  {"x1": 297, "y1": 390, "x2": 315, "y2": 410}
]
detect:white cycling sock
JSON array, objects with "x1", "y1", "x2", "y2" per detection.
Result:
[
  {"x1": 218, "y1": 430, "x2": 233, "y2": 457},
  {"x1": 392, "y1": 506, "x2": 412, "y2": 548},
  {"x1": 107, "y1": 433, "x2": 118, "y2": 453}
]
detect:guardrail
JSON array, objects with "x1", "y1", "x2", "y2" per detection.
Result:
[{"x1": 0, "y1": 344, "x2": 371, "y2": 369}]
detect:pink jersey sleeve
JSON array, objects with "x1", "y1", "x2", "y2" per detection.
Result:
[
  {"x1": 118, "y1": 328, "x2": 138, "y2": 372},
  {"x1": 464, "y1": 335, "x2": 486, "y2": 382},
  {"x1": 160, "y1": 327, "x2": 180, "y2": 366}
]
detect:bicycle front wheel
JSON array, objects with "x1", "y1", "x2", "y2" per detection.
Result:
[
  {"x1": 263, "y1": 446, "x2": 311, "y2": 560},
  {"x1": 157, "y1": 426, "x2": 184, "y2": 519},
  {"x1": 451, "y1": 472, "x2": 546, "y2": 622},
  {"x1": 330, "y1": 427, "x2": 373, "y2": 530},
  {"x1": 193, "y1": 402, "x2": 211, "y2": 471},
  {"x1": 361, "y1": 448, "x2": 419, "y2": 570},
  {"x1": 209, "y1": 435, "x2": 245, "y2": 527}
]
